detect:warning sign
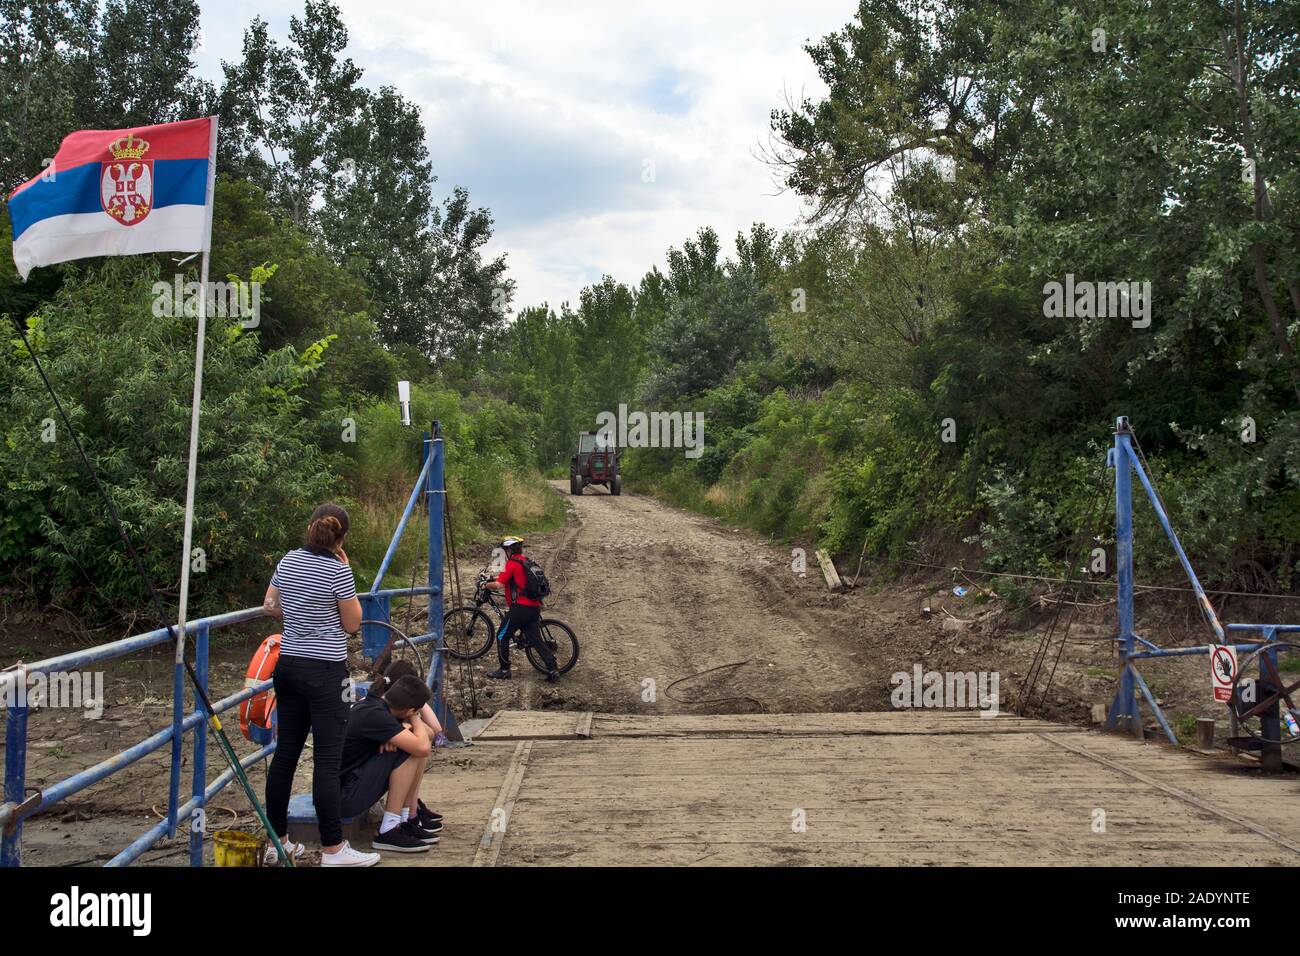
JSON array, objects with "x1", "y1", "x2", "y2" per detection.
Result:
[{"x1": 1211, "y1": 645, "x2": 1237, "y2": 703}]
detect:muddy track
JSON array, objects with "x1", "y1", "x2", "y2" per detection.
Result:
[
  {"x1": 459, "y1": 483, "x2": 1177, "y2": 724},
  {"x1": 465, "y1": 482, "x2": 890, "y2": 715}
]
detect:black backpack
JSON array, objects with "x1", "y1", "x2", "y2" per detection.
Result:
[{"x1": 511, "y1": 555, "x2": 551, "y2": 601}]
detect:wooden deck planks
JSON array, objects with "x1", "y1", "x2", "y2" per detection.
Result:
[
  {"x1": 413, "y1": 710, "x2": 1300, "y2": 866},
  {"x1": 473, "y1": 709, "x2": 1071, "y2": 741}
]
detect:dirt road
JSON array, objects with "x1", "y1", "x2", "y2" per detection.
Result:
[
  {"x1": 457, "y1": 483, "x2": 1241, "y2": 737},
  {"x1": 459, "y1": 482, "x2": 903, "y2": 716}
]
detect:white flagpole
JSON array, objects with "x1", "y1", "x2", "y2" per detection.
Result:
[
  {"x1": 175, "y1": 118, "x2": 219, "y2": 664},
  {"x1": 174, "y1": 250, "x2": 208, "y2": 663}
]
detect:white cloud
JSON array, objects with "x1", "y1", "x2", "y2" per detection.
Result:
[{"x1": 200, "y1": 0, "x2": 857, "y2": 309}]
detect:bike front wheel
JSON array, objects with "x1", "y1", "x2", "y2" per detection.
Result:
[
  {"x1": 527, "y1": 619, "x2": 580, "y2": 675},
  {"x1": 443, "y1": 607, "x2": 497, "y2": 660}
]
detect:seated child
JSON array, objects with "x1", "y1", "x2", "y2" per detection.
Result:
[
  {"x1": 368, "y1": 661, "x2": 444, "y2": 831},
  {"x1": 339, "y1": 673, "x2": 438, "y2": 853}
]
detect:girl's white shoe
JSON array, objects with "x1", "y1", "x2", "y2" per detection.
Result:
[
  {"x1": 320, "y1": 841, "x2": 381, "y2": 868},
  {"x1": 263, "y1": 838, "x2": 306, "y2": 866}
]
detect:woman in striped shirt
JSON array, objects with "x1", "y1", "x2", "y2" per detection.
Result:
[{"x1": 262, "y1": 503, "x2": 379, "y2": 867}]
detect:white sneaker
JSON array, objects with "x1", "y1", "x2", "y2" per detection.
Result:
[
  {"x1": 263, "y1": 838, "x2": 306, "y2": 866},
  {"x1": 320, "y1": 840, "x2": 380, "y2": 868}
]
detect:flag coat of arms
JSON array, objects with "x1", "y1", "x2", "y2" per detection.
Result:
[{"x1": 8, "y1": 116, "x2": 217, "y2": 280}]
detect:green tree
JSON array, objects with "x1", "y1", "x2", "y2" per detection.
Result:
[
  {"x1": 93, "y1": 0, "x2": 211, "y2": 129},
  {"x1": 0, "y1": 259, "x2": 338, "y2": 614},
  {"x1": 0, "y1": 0, "x2": 96, "y2": 192},
  {"x1": 319, "y1": 86, "x2": 436, "y2": 354},
  {"x1": 646, "y1": 225, "x2": 780, "y2": 403},
  {"x1": 219, "y1": 1, "x2": 364, "y2": 228}
]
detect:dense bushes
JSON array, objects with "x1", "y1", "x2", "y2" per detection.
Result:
[{"x1": 0, "y1": 260, "x2": 338, "y2": 613}]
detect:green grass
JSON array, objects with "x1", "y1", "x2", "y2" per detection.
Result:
[
  {"x1": 344, "y1": 468, "x2": 567, "y2": 589},
  {"x1": 346, "y1": 501, "x2": 429, "y2": 592}
]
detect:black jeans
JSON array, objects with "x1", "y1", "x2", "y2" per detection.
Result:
[
  {"x1": 496, "y1": 604, "x2": 555, "y2": 671},
  {"x1": 265, "y1": 655, "x2": 350, "y2": 846}
]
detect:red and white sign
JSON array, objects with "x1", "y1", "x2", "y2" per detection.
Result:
[{"x1": 1211, "y1": 645, "x2": 1237, "y2": 703}]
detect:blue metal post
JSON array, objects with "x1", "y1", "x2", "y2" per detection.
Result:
[
  {"x1": 2, "y1": 697, "x2": 28, "y2": 867},
  {"x1": 167, "y1": 649, "x2": 183, "y2": 838},
  {"x1": 1107, "y1": 418, "x2": 1142, "y2": 736},
  {"x1": 1261, "y1": 634, "x2": 1283, "y2": 771},
  {"x1": 360, "y1": 593, "x2": 394, "y2": 661},
  {"x1": 421, "y1": 429, "x2": 430, "y2": 515},
  {"x1": 427, "y1": 423, "x2": 446, "y2": 722},
  {"x1": 369, "y1": 450, "x2": 433, "y2": 594},
  {"x1": 190, "y1": 623, "x2": 209, "y2": 866}
]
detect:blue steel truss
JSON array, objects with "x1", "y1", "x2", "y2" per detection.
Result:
[{"x1": 1106, "y1": 416, "x2": 1300, "y2": 751}]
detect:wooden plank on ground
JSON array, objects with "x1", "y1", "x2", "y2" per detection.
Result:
[
  {"x1": 489, "y1": 729, "x2": 1300, "y2": 866},
  {"x1": 470, "y1": 711, "x2": 503, "y2": 741},
  {"x1": 403, "y1": 712, "x2": 1300, "y2": 866},
  {"x1": 589, "y1": 711, "x2": 1074, "y2": 739},
  {"x1": 1040, "y1": 732, "x2": 1300, "y2": 856},
  {"x1": 474, "y1": 710, "x2": 590, "y2": 741},
  {"x1": 814, "y1": 549, "x2": 844, "y2": 592},
  {"x1": 472, "y1": 740, "x2": 533, "y2": 867}
]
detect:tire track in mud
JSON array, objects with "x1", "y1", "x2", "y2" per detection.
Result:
[{"x1": 511, "y1": 482, "x2": 878, "y2": 715}]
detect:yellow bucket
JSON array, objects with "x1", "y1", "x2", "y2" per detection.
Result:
[{"x1": 213, "y1": 829, "x2": 262, "y2": 867}]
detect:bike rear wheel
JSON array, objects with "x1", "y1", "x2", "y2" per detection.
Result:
[
  {"x1": 526, "y1": 619, "x2": 579, "y2": 675},
  {"x1": 360, "y1": 619, "x2": 424, "y2": 679},
  {"x1": 443, "y1": 607, "x2": 496, "y2": 660}
]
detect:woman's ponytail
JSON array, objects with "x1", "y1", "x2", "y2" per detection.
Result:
[{"x1": 306, "y1": 503, "x2": 350, "y2": 551}]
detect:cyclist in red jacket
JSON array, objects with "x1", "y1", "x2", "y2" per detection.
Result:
[{"x1": 483, "y1": 536, "x2": 559, "y2": 682}]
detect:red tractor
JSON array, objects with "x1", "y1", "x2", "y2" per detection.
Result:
[{"x1": 570, "y1": 431, "x2": 622, "y2": 495}]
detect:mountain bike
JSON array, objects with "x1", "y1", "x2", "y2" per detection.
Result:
[{"x1": 442, "y1": 570, "x2": 579, "y2": 675}]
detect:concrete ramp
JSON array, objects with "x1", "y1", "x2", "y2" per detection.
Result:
[{"x1": 392, "y1": 710, "x2": 1300, "y2": 867}]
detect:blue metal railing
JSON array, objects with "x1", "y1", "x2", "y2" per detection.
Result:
[
  {"x1": 2, "y1": 422, "x2": 452, "y2": 866},
  {"x1": 0, "y1": 585, "x2": 443, "y2": 867}
]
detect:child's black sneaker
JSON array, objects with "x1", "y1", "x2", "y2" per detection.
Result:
[
  {"x1": 416, "y1": 799, "x2": 443, "y2": 828},
  {"x1": 403, "y1": 820, "x2": 440, "y2": 844},
  {"x1": 372, "y1": 824, "x2": 429, "y2": 853},
  {"x1": 414, "y1": 815, "x2": 443, "y2": 834}
]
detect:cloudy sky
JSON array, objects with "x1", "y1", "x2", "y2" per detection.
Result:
[{"x1": 194, "y1": 1, "x2": 857, "y2": 311}]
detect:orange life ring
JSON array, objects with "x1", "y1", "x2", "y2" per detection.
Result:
[{"x1": 239, "y1": 634, "x2": 280, "y2": 743}]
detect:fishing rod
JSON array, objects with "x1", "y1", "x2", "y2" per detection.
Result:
[{"x1": 9, "y1": 314, "x2": 294, "y2": 867}]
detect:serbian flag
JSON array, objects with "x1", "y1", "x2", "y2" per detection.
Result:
[{"x1": 8, "y1": 117, "x2": 217, "y2": 280}]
